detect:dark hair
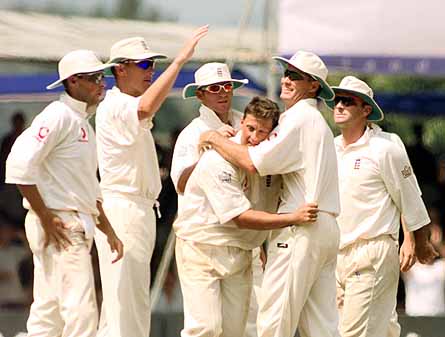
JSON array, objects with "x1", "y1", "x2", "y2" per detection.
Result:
[{"x1": 243, "y1": 96, "x2": 280, "y2": 129}]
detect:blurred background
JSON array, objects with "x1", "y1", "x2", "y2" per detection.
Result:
[{"x1": 0, "y1": 1, "x2": 444, "y2": 337}]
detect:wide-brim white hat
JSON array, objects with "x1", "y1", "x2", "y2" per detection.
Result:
[
  {"x1": 326, "y1": 76, "x2": 384, "y2": 122},
  {"x1": 273, "y1": 51, "x2": 334, "y2": 101},
  {"x1": 46, "y1": 50, "x2": 116, "y2": 90},
  {"x1": 183, "y1": 62, "x2": 248, "y2": 99},
  {"x1": 108, "y1": 36, "x2": 167, "y2": 64}
]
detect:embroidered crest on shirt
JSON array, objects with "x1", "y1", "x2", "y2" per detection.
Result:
[
  {"x1": 78, "y1": 127, "x2": 88, "y2": 142},
  {"x1": 401, "y1": 165, "x2": 412, "y2": 178},
  {"x1": 354, "y1": 159, "x2": 361, "y2": 169},
  {"x1": 34, "y1": 127, "x2": 50, "y2": 142},
  {"x1": 218, "y1": 171, "x2": 232, "y2": 183}
]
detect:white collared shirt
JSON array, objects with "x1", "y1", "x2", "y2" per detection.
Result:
[
  {"x1": 335, "y1": 124, "x2": 430, "y2": 249},
  {"x1": 248, "y1": 98, "x2": 340, "y2": 216},
  {"x1": 173, "y1": 135, "x2": 281, "y2": 249},
  {"x1": 171, "y1": 104, "x2": 243, "y2": 191},
  {"x1": 95, "y1": 86, "x2": 161, "y2": 201},
  {"x1": 5, "y1": 93, "x2": 101, "y2": 216}
]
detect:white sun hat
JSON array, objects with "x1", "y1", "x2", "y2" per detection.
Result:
[
  {"x1": 327, "y1": 76, "x2": 384, "y2": 122},
  {"x1": 108, "y1": 37, "x2": 167, "y2": 63},
  {"x1": 182, "y1": 62, "x2": 249, "y2": 99},
  {"x1": 273, "y1": 51, "x2": 335, "y2": 101},
  {"x1": 46, "y1": 50, "x2": 116, "y2": 90}
]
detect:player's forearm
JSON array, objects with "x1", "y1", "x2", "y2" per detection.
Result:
[
  {"x1": 17, "y1": 184, "x2": 50, "y2": 219},
  {"x1": 234, "y1": 209, "x2": 295, "y2": 230},
  {"x1": 205, "y1": 132, "x2": 257, "y2": 173},
  {"x1": 96, "y1": 201, "x2": 116, "y2": 237},
  {"x1": 137, "y1": 61, "x2": 182, "y2": 120},
  {"x1": 176, "y1": 162, "x2": 198, "y2": 194}
]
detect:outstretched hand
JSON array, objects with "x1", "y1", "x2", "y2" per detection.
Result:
[{"x1": 175, "y1": 25, "x2": 209, "y2": 66}]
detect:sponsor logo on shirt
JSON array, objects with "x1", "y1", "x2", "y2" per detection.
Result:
[
  {"x1": 78, "y1": 127, "x2": 88, "y2": 142},
  {"x1": 218, "y1": 171, "x2": 232, "y2": 183},
  {"x1": 401, "y1": 165, "x2": 412, "y2": 178},
  {"x1": 354, "y1": 158, "x2": 361, "y2": 169},
  {"x1": 34, "y1": 126, "x2": 50, "y2": 142}
]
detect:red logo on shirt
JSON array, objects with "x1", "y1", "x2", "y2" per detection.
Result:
[
  {"x1": 33, "y1": 127, "x2": 50, "y2": 142},
  {"x1": 79, "y1": 127, "x2": 88, "y2": 142},
  {"x1": 354, "y1": 159, "x2": 361, "y2": 169}
]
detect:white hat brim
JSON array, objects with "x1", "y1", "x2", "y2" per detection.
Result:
[
  {"x1": 108, "y1": 52, "x2": 167, "y2": 64},
  {"x1": 272, "y1": 56, "x2": 335, "y2": 101},
  {"x1": 182, "y1": 79, "x2": 248, "y2": 99},
  {"x1": 326, "y1": 87, "x2": 384, "y2": 122},
  {"x1": 46, "y1": 62, "x2": 117, "y2": 90}
]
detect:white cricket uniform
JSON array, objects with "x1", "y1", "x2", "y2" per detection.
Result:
[
  {"x1": 174, "y1": 135, "x2": 281, "y2": 337},
  {"x1": 95, "y1": 86, "x2": 161, "y2": 337},
  {"x1": 335, "y1": 124, "x2": 430, "y2": 337},
  {"x1": 5, "y1": 93, "x2": 101, "y2": 337},
  {"x1": 248, "y1": 98, "x2": 341, "y2": 337},
  {"x1": 170, "y1": 104, "x2": 242, "y2": 200}
]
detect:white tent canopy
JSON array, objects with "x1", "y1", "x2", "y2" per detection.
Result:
[
  {"x1": 278, "y1": 0, "x2": 445, "y2": 75},
  {"x1": 0, "y1": 10, "x2": 267, "y2": 64}
]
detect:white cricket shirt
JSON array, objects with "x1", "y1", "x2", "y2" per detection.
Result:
[
  {"x1": 96, "y1": 86, "x2": 161, "y2": 201},
  {"x1": 335, "y1": 124, "x2": 430, "y2": 249},
  {"x1": 174, "y1": 135, "x2": 281, "y2": 250},
  {"x1": 248, "y1": 98, "x2": 340, "y2": 216},
  {"x1": 170, "y1": 104, "x2": 242, "y2": 191},
  {"x1": 5, "y1": 93, "x2": 101, "y2": 216}
]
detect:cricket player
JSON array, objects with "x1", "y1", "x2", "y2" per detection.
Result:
[
  {"x1": 170, "y1": 64, "x2": 266, "y2": 337},
  {"x1": 200, "y1": 51, "x2": 340, "y2": 337},
  {"x1": 175, "y1": 96, "x2": 319, "y2": 337},
  {"x1": 5, "y1": 50, "x2": 124, "y2": 337},
  {"x1": 329, "y1": 76, "x2": 438, "y2": 337},
  {"x1": 94, "y1": 26, "x2": 208, "y2": 337},
  {"x1": 171, "y1": 62, "x2": 248, "y2": 195}
]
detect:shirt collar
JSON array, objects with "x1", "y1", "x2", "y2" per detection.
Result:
[
  {"x1": 279, "y1": 98, "x2": 318, "y2": 122},
  {"x1": 199, "y1": 104, "x2": 234, "y2": 129},
  {"x1": 60, "y1": 92, "x2": 96, "y2": 119},
  {"x1": 335, "y1": 123, "x2": 382, "y2": 151}
]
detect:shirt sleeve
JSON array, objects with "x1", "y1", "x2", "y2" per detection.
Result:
[
  {"x1": 170, "y1": 127, "x2": 199, "y2": 190},
  {"x1": 5, "y1": 105, "x2": 64, "y2": 185},
  {"x1": 248, "y1": 119, "x2": 304, "y2": 176},
  {"x1": 195, "y1": 151, "x2": 251, "y2": 224},
  {"x1": 380, "y1": 140, "x2": 430, "y2": 232},
  {"x1": 110, "y1": 94, "x2": 152, "y2": 144}
]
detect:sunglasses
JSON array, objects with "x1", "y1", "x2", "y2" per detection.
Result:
[
  {"x1": 284, "y1": 69, "x2": 312, "y2": 81},
  {"x1": 123, "y1": 59, "x2": 155, "y2": 70},
  {"x1": 334, "y1": 96, "x2": 358, "y2": 107},
  {"x1": 200, "y1": 82, "x2": 233, "y2": 94},
  {"x1": 76, "y1": 72, "x2": 104, "y2": 84}
]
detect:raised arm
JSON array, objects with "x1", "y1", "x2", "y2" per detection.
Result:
[{"x1": 138, "y1": 25, "x2": 209, "y2": 120}]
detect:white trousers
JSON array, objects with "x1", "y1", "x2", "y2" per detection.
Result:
[
  {"x1": 244, "y1": 247, "x2": 264, "y2": 337},
  {"x1": 176, "y1": 238, "x2": 253, "y2": 337},
  {"x1": 336, "y1": 235, "x2": 400, "y2": 337},
  {"x1": 25, "y1": 210, "x2": 97, "y2": 337},
  {"x1": 95, "y1": 195, "x2": 156, "y2": 337},
  {"x1": 258, "y1": 213, "x2": 340, "y2": 337}
]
